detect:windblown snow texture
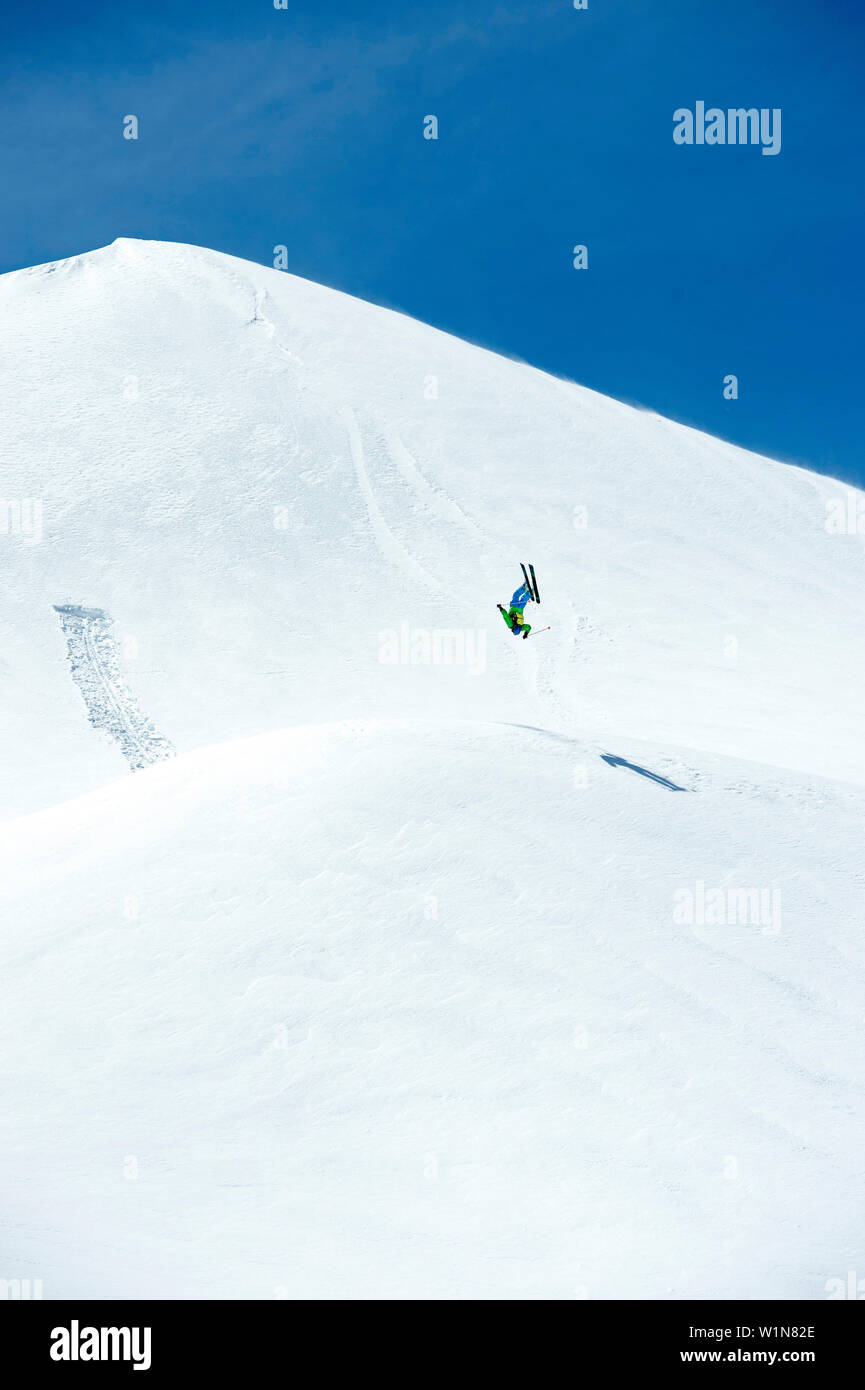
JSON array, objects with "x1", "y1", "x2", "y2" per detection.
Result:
[{"x1": 53, "y1": 604, "x2": 174, "y2": 770}]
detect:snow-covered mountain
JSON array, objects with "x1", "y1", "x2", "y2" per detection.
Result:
[{"x1": 1, "y1": 239, "x2": 863, "y2": 1298}]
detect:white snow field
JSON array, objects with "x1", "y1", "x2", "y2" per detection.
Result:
[{"x1": 0, "y1": 239, "x2": 864, "y2": 1299}]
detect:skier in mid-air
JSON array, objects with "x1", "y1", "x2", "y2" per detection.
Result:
[
  {"x1": 498, "y1": 584, "x2": 533, "y2": 638},
  {"x1": 498, "y1": 564, "x2": 539, "y2": 639}
]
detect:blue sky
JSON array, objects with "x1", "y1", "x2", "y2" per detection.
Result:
[{"x1": 2, "y1": 0, "x2": 862, "y2": 483}]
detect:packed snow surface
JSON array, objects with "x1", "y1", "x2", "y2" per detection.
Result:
[{"x1": 1, "y1": 239, "x2": 863, "y2": 1297}]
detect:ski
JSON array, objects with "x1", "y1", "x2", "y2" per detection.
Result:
[
  {"x1": 529, "y1": 564, "x2": 539, "y2": 605},
  {"x1": 520, "y1": 562, "x2": 533, "y2": 600}
]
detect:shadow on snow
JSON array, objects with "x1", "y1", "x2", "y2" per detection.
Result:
[
  {"x1": 600, "y1": 754, "x2": 688, "y2": 791},
  {"x1": 500, "y1": 725, "x2": 692, "y2": 792}
]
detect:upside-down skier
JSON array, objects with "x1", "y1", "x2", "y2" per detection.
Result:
[{"x1": 497, "y1": 564, "x2": 539, "y2": 639}]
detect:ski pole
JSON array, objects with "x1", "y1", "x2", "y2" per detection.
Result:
[{"x1": 526, "y1": 626, "x2": 551, "y2": 638}]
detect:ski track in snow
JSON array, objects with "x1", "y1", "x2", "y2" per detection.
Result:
[
  {"x1": 248, "y1": 286, "x2": 304, "y2": 366},
  {"x1": 342, "y1": 406, "x2": 448, "y2": 596},
  {"x1": 201, "y1": 247, "x2": 306, "y2": 367},
  {"x1": 54, "y1": 605, "x2": 175, "y2": 771},
  {"x1": 381, "y1": 424, "x2": 485, "y2": 540}
]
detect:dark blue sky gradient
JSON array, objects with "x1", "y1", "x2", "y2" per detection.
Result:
[{"x1": 1, "y1": 0, "x2": 862, "y2": 483}]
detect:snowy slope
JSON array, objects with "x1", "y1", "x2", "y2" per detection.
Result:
[
  {"x1": 1, "y1": 240, "x2": 864, "y2": 1298},
  {"x1": 2, "y1": 237, "x2": 865, "y2": 815},
  {"x1": 3, "y1": 721, "x2": 864, "y2": 1299}
]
